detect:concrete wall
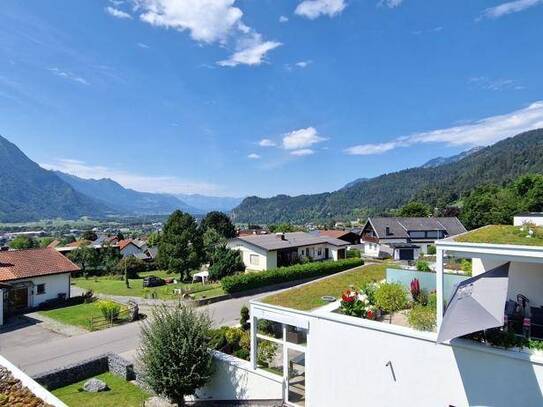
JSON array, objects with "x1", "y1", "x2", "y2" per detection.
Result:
[
  {"x1": 386, "y1": 268, "x2": 468, "y2": 301},
  {"x1": 195, "y1": 352, "x2": 283, "y2": 402},
  {"x1": 306, "y1": 314, "x2": 543, "y2": 407},
  {"x1": 474, "y1": 259, "x2": 543, "y2": 308}
]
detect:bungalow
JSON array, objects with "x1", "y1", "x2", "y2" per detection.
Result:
[
  {"x1": 361, "y1": 217, "x2": 466, "y2": 260},
  {"x1": 0, "y1": 248, "x2": 80, "y2": 325},
  {"x1": 227, "y1": 232, "x2": 349, "y2": 271}
]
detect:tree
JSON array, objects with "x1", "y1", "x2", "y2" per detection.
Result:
[
  {"x1": 460, "y1": 185, "x2": 517, "y2": 230},
  {"x1": 139, "y1": 305, "x2": 213, "y2": 405},
  {"x1": 147, "y1": 231, "x2": 161, "y2": 247},
  {"x1": 101, "y1": 244, "x2": 122, "y2": 275},
  {"x1": 38, "y1": 236, "x2": 56, "y2": 248},
  {"x1": 203, "y1": 228, "x2": 227, "y2": 263},
  {"x1": 9, "y1": 236, "x2": 37, "y2": 250},
  {"x1": 68, "y1": 244, "x2": 101, "y2": 276},
  {"x1": 115, "y1": 256, "x2": 146, "y2": 279},
  {"x1": 158, "y1": 210, "x2": 204, "y2": 280},
  {"x1": 116, "y1": 232, "x2": 125, "y2": 241},
  {"x1": 200, "y1": 211, "x2": 236, "y2": 238},
  {"x1": 268, "y1": 223, "x2": 302, "y2": 233},
  {"x1": 208, "y1": 246, "x2": 245, "y2": 281},
  {"x1": 81, "y1": 230, "x2": 98, "y2": 241},
  {"x1": 61, "y1": 235, "x2": 76, "y2": 245},
  {"x1": 397, "y1": 201, "x2": 432, "y2": 217}
]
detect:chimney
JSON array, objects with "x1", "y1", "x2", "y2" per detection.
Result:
[
  {"x1": 385, "y1": 226, "x2": 391, "y2": 236},
  {"x1": 276, "y1": 232, "x2": 286, "y2": 240}
]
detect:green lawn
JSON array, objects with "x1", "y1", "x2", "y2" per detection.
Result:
[
  {"x1": 39, "y1": 302, "x2": 129, "y2": 330},
  {"x1": 52, "y1": 372, "x2": 150, "y2": 407},
  {"x1": 73, "y1": 270, "x2": 224, "y2": 300},
  {"x1": 262, "y1": 264, "x2": 387, "y2": 311},
  {"x1": 454, "y1": 225, "x2": 543, "y2": 246}
]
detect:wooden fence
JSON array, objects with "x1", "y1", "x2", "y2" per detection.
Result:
[{"x1": 88, "y1": 302, "x2": 138, "y2": 331}]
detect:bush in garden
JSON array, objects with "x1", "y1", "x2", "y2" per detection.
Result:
[
  {"x1": 408, "y1": 305, "x2": 436, "y2": 331},
  {"x1": 257, "y1": 341, "x2": 277, "y2": 368},
  {"x1": 221, "y1": 258, "x2": 363, "y2": 293},
  {"x1": 346, "y1": 248, "x2": 361, "y2": 258},
  {"x1": 374, "y1": 283, "x2": 408, "y2": 314},
  {"x1": 427, "y1": 245, "x2": 436, "y2": 255},
  {"x1": 416, "y1": 260, "x2": 431, "y2": 272},
  {"x1": 240, "y1": 306, "x2": 250, "y2": 330},
  {"x1": 461, "y1": 259, "x2": 472, "y2": 276},
  {"x1": 225, "y1": 327, "x2": 242, "y2": 346},
  {"x1": 139, "y1": 305, "x2": 213, "y2": 405},
  {"x1": 97, "y1": 300, "x2": 121, "y2": 321}
]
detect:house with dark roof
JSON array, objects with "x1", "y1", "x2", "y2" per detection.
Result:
[
  {"x1": 317, "y1": 230, "x2": 361, "y2": 245},
  {"x1": 227, "y1": 232, "x2": 349, "y2": 271},
  {"x1": 0, "y1": 248, "x2": 80, "y2": 325},
  {"x1": 361, "y1": 217, "x2": 467, "y2": 260}
]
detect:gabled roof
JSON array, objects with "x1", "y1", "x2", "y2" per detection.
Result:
[
  {"x1": 318, "y1": 230, "x2": 357, "y2": 239},
  {"x1": 118, "y1": 239, "x2": 140, "y2": 251},
  {"x1": 47, "y1": 239, "x2": 61, "y2": 249},
  {"x1": 231, "y1": 231, "x2": 348, "y2": 251},
  {"x1": 365, "y1": 217, "x2": 466, "y2": 239},
  {"x1": 0, "y1": 248, "x2": 80, "y2": 282}
]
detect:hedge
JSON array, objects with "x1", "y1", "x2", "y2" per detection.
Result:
[{"x1": 220, "y1": 258, "x2": 364, "y2": 294}]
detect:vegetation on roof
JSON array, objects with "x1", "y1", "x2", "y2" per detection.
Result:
[
  {"x1": 261, "y1": 264, "x2": 388, "y2": 311},
  {"x1": 454, "y1": 225, "x2": 543, "y2": 247}
]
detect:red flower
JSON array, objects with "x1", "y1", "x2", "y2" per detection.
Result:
[
  {"x1": 366, "y1": 310, "x2": 375, "y2": 320},
  {"x1": 342, "y1": 290, "x2": 354, "y2": 303}
]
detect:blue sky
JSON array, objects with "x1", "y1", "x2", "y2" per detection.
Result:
[{"x1": 1, "y1": 0, "x2": 542, "y2": 198}]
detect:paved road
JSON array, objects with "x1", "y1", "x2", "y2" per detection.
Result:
[{"x1": 0, "y1": 292, "x2": 267, "y2": 376}]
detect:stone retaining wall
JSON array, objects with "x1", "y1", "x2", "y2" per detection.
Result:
[{"x1": 33, "y1": 353, "x2": 134, "y2": 390}]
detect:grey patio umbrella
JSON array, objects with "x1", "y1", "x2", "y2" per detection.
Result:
[{"x1": 437, "y1": 263, "x2": 510, "y2": 344}]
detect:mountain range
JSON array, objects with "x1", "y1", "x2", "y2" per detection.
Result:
[
  {"x1": 231, "y1": 128, "x2": 543, "y2": 224},
  {"x1": 0, "y1": 135, "x2": 242, "y2": 222}
]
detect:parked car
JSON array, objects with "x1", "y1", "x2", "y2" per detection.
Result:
[{"x1": 143, "y1": 276, "x2": 165, "y2": 288}]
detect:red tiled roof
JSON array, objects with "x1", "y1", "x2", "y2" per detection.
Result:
[
  {"x1": 0, "y1": 248, "x2": 80, "y2": 282},
  {"x1": 118, "y1": 239, "x2": 136, "y2": 250}
]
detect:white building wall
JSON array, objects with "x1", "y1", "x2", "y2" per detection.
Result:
[
  {"x1": 307, "y1": 315, "x2": 543, "y2": 407},
  {"x1": 27, "y1": 273, "x2": 71, "y2": 307},
  {"x1": 364, "y1": 242, "x2": 381, "y2": 257},
  {"x1": 195, "y1": 352, "x2": 282, "y2": 401},
  {"x1": 228, "y1": 243, "x2": 273, "y2": 271},
  {"x1": 514, "y1": 215, "x2": 543, "y2": 226}
]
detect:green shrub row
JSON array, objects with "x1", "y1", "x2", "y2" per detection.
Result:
[{"x1": 220, "y1": 258, "x2": 363, "y2": 293}]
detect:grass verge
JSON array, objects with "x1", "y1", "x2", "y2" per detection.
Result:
[{"x1": 38, "y1": 301, "x2": 128, "y2": 330}]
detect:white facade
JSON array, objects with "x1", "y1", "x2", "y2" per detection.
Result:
[
  {"x1": 514, "y1": 214, "x2": 543, "y2": 226},
  {"x1": 227, "y1": 242, "x2": 277, "y2": 271}
]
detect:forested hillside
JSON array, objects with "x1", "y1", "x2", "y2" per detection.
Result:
[{"x1": 232, "y1": 129, "x2": 543, "y2": 224}]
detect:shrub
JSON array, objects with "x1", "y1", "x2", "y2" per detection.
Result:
[
  {"x1": 257, "y1": 341, "x2": 277, "y2": 368},
  {"x1": 240, "y1": 306, "x2": 250, "y2": 330},
  {"x1": 461, "y1": 259, "x2": 472, "y2": 276},
  {"x1": 225, "y1": 327, "x2": 243, "y2": 346},
  {"x1": 410, "y1": 278, "x2": 421, "y2": 302},
  {"x1": 416, "y1": 260, "x2": 431, "y2": 272},
  {"x1": 139, "y1": 305, "x2": 213, "y2": 404},
  {"x1": 427, "y1": 245, "x2": 436, "y2": 255},
  {"x1": 96, "y1": 300, "x2": 121, "y2": 321},
  {"x1": 346, "y1": 248, "x2": 361, "y2": 258},
  {"x1": 209, "y1": 327, "x2": 228, "y2": 351},
  {"x1": 408, "y1": 305, "x2": 436, "y2": 331},
  {"x1": 220, "y1": 258, "x2": 363, "y2": 293},
  {"x1": 374, "y1": 283, "x2": 408, "y2": 314}
]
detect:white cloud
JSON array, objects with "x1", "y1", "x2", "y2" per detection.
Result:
[
  {"x1": 259, "y1": 138, "x2": 277, "y2": 147},
  {"x1": 248, "y1": 153, "x2": 261, "y2": 159},
  {"x1": 468, "y1": 76, "x2": 524, "y2": 91},
  {"x1": 217, "y1": 34, "x2": 281, "y2": 67},
  {"x1": 279, "y1": 16, "x2": 289, "y2": 23},
  {"x1": 41, "y1": 159, "x2": 221, "y2": 195},
  {"x1": 295, "y1": 0, "x2": 346, "y2": 19},
  {"x1": 48, "y1": 67, "x2": 89, "y2": 86},
  {"x1": 378, "y1": 0, "x2": 404, "y2": 8},
  {"x1": 131, "y1": 0, "x2": 280, "y2": 67},
  {"x1": 282, "y1": 127, "x2": 326, "y2": 150},
  {"x1": 137, "y1": 42, "x2": 150, "y2": 48},
  {"x1": 135, "y1": 0, "x2": 242, "y2": 43},
  {"x1": 481, "y1": 0, "x2": 543, "y2": 18},
  {"x1": 345, "y1": 101, "x2": 543, "y2": 155},
  {"x1": 295, "y1": 60, "x2": 312, "y2": 68},
  {"x1": 290, "y1": 149, "x2": 315, "y2": 156},
  {"x1": 105, "y1": 6, "x2": 133, "y2": 19}
]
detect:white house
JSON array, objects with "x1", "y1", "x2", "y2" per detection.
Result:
[
  {"x1": 227, "y1": 232, "x2": 349, "y2": 271},
  {"x1": 0, "y1": 248, "x2": 80, "y2": 326},
  {"x1": 198, "y1": 223, "x2": 543, "y2": 406},
  {"x1": 361, "y1": 217, "x2": 466, "y2": 260}
]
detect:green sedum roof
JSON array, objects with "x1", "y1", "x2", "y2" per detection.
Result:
[{"x1": 453, "y1": 225, "x2": 543, "y2": 247}]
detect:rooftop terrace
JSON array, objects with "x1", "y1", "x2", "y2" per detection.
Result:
[{"x1": 452, "y1": 225, "x2": 543, "y2": 247}]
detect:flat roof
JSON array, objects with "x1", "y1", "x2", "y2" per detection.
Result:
[{"x1": 448, "y1": 225, "x2": 543, "y2": 248}]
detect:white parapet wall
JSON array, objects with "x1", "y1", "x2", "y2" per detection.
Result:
[
  {"x1": 0, "y1": 354, "x2": 67, "y2": 407},
  {"x1": 194, "y1": 351, "x2": 283, "y2": 402}
]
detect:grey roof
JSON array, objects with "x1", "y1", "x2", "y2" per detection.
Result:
[
  {"x1": 367, "y1": 217, "x2": 467, "y2": 239},
  {"x1": 231, "y1": 231, "x2": 348, "y2": 251},
  {"x1": 147, "y1": 247, "x2": 158, "y2": 259}
]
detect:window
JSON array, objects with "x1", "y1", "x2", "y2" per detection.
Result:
[
  {"x1": 250, "y1": 254, "x2": 260, "y2": 266},
  {"x1": 317, "y1": 248, "x2": 322, "y2": 256},
  {"x1": 36, "y1": 284, "x2": 45, "y2": 295},
  {"x1": 301, "y1": 249, "x2": 305, "y2": 256},
  {"x1": 409, "y1": 231, "x2": 426, "y2": 238}
]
